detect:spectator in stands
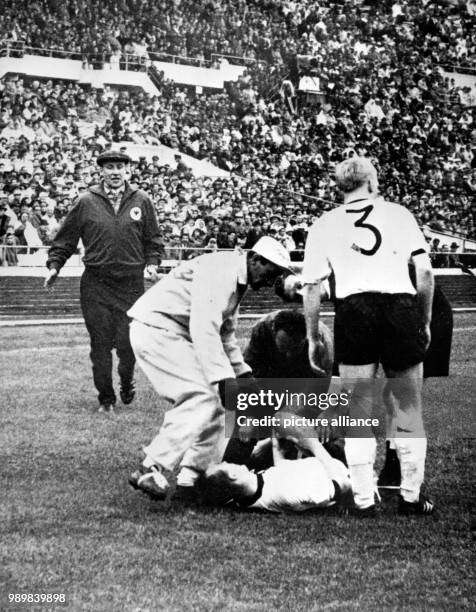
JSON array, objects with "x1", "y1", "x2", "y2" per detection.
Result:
[
  {"x1": 243, "y1": 220, "x2": 264, "y2": 249},
  {"x1": 41, "y1": 208, "x2": 60, "y2": 244},
  {"x1": 167, "y1": 234, "x2": 183, "y2": 261},
  {"x1": 0, "y1": 194, "x2": 11, "y2": 238},
  {"x1": 439, "y1": 244, "x2": 451, "y2": 268},
  {"x1": 430, "y1": 238, "x2": 442, "y2": 267},
  {"x1": 0, "y1": 0, "x2": 474, "y2": 248},
  {"x1": 0, "y1": 231, "x2": 19, "y2": 266},
  {"x1": 449, "y1": 242, "x2": 461, "y2": 268},
  {"x1": 14, "y1": 211, "x2": 42, "y2": 253}
]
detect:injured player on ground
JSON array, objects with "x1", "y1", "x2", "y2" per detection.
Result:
[{"x1": 199, "y1": 436, "x2": 352, "y2": 513}]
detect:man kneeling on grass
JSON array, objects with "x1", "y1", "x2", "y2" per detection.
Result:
[{"x1": 199, "y1": 426, "x2": 352, "y2": 513}]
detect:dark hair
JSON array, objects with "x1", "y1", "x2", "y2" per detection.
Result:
[
  {"x1": 273, "y1": 310, "x2": 306, "y2": 337},
  {"x1": 197, "y1": 469, "x2": 237, "y2": 506},
  {"x1": 246, "y1": 251, "x2": 268, "y2": 266}
]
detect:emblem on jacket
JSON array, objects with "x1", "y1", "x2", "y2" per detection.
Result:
[{"x1": 130, "y1": 207, "x2": 142, "y2": 221}]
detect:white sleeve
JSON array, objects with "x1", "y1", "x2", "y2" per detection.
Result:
[
  {"x1": 221, "y1": 311, "x2": 252, "y2": 378},
  {"x1": 189, "y1": 257, "x2": 236, "y2": 385},
  {"x1": 400, "y1": 207, "x2": 429, "y2": 258},
  {"x1": 320, "y1": 279, "x2": 331, "y2": 300},
  {"x1": 302, "y1": 218, "x2": 332, "y2": 284}
]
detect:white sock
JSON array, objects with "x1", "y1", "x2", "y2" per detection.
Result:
[
  {"x1": 394, "y1": 437, "x2": 427, "y2": 503},
  {"x1": 344, "y1": 437, "x2": 377, "y2": 509},
  {"x1": 177, "y1": 466, "x2": 201, "y2": 487}
]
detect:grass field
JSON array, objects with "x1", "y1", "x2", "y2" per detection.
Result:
[{"x1": 1, "y1": 315, "x2": 475, "y2": 611}]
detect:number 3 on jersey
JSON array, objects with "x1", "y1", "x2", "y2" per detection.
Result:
[{"x1": 346, "y1": 205, "x2": 382, "y2": 256}]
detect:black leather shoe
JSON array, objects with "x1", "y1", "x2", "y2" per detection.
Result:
[
  {"x1": 129, "y1": 465, "x2": 169, "y2": 500},
  {"x1": 398, "y1": 493, "x2": 435, "y2": 516},
  {"x1": 120, "y1": 381, "x2": 135, "y2": 405},
  {"x1": 339, "y1": 504, "x2": 377, "y2": 518}
]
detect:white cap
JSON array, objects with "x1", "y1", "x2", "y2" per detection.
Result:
[{"x1": 251, "y1": 236, "x2": 292, "y2": 272}]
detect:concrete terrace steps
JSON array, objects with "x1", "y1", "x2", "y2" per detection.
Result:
[
  {"x1": 437, "y1": 275, "x2": 476, "y2": 301},
  {"x1": 0, "y1": 274, "x2": 475, "y2": 320}
]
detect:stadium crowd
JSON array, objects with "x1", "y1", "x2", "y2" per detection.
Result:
[
  {"x1": 1, "y1": 0, "x2": 475, "y2": 73},
  {"x1": 0, "y1": 0, "x2": 475, "y2": 267}
]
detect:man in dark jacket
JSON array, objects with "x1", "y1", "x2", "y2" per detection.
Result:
[
  {"x1": 0, "y1": 193, "x2": 11, "y2": 239},
  {"x1": 45, "y1": 151, "x2": 163, "y2": 413}
]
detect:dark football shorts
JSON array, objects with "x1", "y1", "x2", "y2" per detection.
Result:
[
  {"x1": 334, "y1": 292, "x2": 427, "y2": 371},
  {"x1": 423, "y1": 285, "x2": 453, "y2": 377}
]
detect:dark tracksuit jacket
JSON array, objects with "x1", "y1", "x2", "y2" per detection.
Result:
[
  {"x1": 47, "y1": 182, "x2": 162, "y2": 280},
  {"x1": 46, "y1": 182, "x2": 163, "y2": 403}
]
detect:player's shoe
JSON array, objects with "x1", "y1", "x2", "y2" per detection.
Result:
[
  {"x1": 120, "y1": 381, "x2": 135, "y2": 405},
  {"x1": 339, "y1": 504, "x2": 377, "y2": 518},
  {"x1": 98, "y1": 402, "x2": 115, "y2": 413},
  {"x1": 338, "y1": 485, "x2": 380, "y2": 517},
  {"x1": 398, "y1": 493, "x2": 435, "y2": 516},
  {"x1": 129, "y1": 465, "x2": 170, "y2": 500}
]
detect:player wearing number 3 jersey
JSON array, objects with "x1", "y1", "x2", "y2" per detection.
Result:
[{"x1": 302, "y1": 157, "x2": 435, "y2": 516}]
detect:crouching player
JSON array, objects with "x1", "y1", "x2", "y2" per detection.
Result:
[
  {"x1": 201, "y1": 420, "x2": 352, "y2": 512},
  {"x1": 222, "y1": 305, "x2": 347, "y2": 469}
]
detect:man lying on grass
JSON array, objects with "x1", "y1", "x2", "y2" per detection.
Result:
[{"x1": 199, "y1": 423, "x2": 352, "y2": 513}]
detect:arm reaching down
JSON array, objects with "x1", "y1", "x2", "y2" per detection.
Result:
[
  {"x1": 412, "y1": 253, "x2": 434, "y2": 350},
  {"x1": 303, "y1": 282, "x2": 327, "y2": 376}
]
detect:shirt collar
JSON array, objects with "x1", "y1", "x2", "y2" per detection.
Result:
[
  {"x1": 103, "y1": 181, "x2": 126, "y2": 197},
  {"x1": 236, "y1": 472, "x2": 264, "y2": 507}
]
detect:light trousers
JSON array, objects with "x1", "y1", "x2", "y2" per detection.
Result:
[{"x1": 130, "y1": 319, "x2": 226, "y2": 473}]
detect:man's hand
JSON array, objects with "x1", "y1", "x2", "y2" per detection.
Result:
[
  {"x1": 145, "y1": 264, "x2": 160, "y2": 283},
  {"x1": 308, "y1": 339, "x2": 328, "y2": 377},
  {"x1": 422, "y1": 323, "x2": 431, "y2": 351},
  {"x1": 237, "y1": 371, "x2": 260, "y2": 395},
  {"x1": 238, "y1": 423, "x2": 256, "y2": 443},
  {"x1": 44, "y1": 268, "x2": 58, "y2": 291},
  {"x1": 275, "y1": 274, "x2": 303, "y2": 303},
  {"x1": 315, "y1": 405, "x2": 340, "y2": 444},
  {"x1": 316, "y1": 418, "x2": 332, "y2": 444}
]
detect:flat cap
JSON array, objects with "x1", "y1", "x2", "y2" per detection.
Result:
[{"x1": 96, "y1": 150, "x2": 132, "y2": 166}]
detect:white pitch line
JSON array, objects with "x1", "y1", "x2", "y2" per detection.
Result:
[
  {"x1": 0, "y1": 318, "x2": 84, "y2": 327},
  {"x1": 0, "y1": 344, "x2": 90, "y2": 356},
  {"x1": 2, "y1": 306, "x2": 476, "y2": 327}
]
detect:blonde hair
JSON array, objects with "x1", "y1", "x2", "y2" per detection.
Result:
[{"x1": 334, "y1": 157, "x2": 377, "y2": 193}]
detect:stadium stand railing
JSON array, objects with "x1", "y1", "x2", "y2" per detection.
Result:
[
  {"x1": 0, "y1": 41, "x2": 265, "y2": 72},
  {"x1": 438, "y1": 62, "x2": 476, "y2": 76},
  {"x1": 210, "y1": 53, "x2": 267, "y2": 68},
  {"x1": 1, "y1": 246, "x2": 475, "y2": 271},
  {"x1": 0, "y1": 38, "x2": 268, "y2": 66},
  {"x1": 0, "y1": 42, "x2": 248, "y2": 90}
]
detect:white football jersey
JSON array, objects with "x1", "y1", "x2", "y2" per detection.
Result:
[
  {"x1": 302, "y1": 198, "x2": 429, "y2": 299},
  {"x1": 250, "y1": 457, "x2": 337, "y2": 513}
]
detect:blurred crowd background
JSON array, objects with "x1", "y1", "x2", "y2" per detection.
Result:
[{"x1": 0, "y1": 0, "x2": 474, "y2": 267}]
